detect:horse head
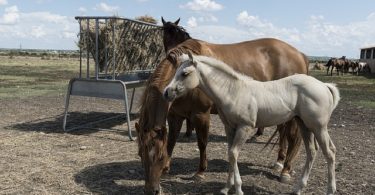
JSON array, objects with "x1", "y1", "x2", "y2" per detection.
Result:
[
  {"x1": 136, "y1": 122, "x2": 168, "y2": 195},
  {"x1": 161, "y1": 17, "x2": 191, "y2": 52},
  {"x1": 164, "y1": 52, "x2": 199, "y2": 102},
  {"x1": 135, "y1": 57, "x2": 179, "y2": 195}
]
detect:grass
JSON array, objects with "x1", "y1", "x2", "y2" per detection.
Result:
[
  {"x1": 310, "y1": 69, "x2": 375, "y2": 108},
  {"x1": 1, "y1": 56, "x2": 374, "y2": 108},
  {"x1": 0, "y1": 56, "x2": 88, "y2": 99}
]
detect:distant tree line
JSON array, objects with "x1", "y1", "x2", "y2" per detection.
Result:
[{"x1": 0, "y1": 49, "x2": 81, "y2": 59}]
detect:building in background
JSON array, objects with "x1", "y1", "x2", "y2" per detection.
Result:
[{"x1": 360, "y1": 46, "x2": 375, "y2": 73}]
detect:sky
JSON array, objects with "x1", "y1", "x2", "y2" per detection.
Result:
[{"x1": 1, "y1": 0, "x2": 375, "y2": 58}]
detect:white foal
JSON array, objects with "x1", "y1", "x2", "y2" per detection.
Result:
[{"x1": 163, "y1": 53, "x2": 340, "y2": 195}]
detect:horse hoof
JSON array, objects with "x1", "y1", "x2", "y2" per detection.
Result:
[
  {"x1": 249, "y1": 136, "x2": 258, "y2": 142},
  {"x1": 220, "y1": 188, "x2": 229, "y2": 195},
  {"x1": 279, "y1": 173, "x2": 291, "y2": 183},
  {"x1": 161, "y1": 173, "x2": 173, "y2": 179},
  {"x1": 273, "y1": 162, "x2": 284, "y2": 172},
  {"x1": 162, "y1": 168, "x2": 169, "y2": 173}
]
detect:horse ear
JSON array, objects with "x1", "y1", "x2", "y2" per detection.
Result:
[
  {"x1": 174, "y1": 18, "x2": 180, "y2": 25},
  {"x1": 187, "y1": 51, "x2": 197, "y2": 67},
  {"x1": 188, "y1": 51, "x2": 193, "y2": 61},
  {"x1": 161, "y1": 17, "x2": 166, "y2": 25}
]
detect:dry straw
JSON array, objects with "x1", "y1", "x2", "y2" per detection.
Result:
[{"x1": 77, "y1": 18, "x2": 165, "y2": 74}]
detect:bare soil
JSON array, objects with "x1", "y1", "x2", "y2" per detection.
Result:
[{"x1": 0, "y1": 86, "x2": 374, "y2": 195}]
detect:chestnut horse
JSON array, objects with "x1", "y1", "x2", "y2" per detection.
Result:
[
  {"x1": 160, "y1": 18, "x2": 302, "y2": 176},
  {"x1": 325, "y1": 56, "x2": 349, "y2": 76},
  {"x1": 136, "y1": 33, "x2": 308, "y2": 193}
]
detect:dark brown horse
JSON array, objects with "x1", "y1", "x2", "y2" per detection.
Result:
[
  {"x1": 136, "y1": 20, "x2": 307, "y2": 195},
  {"x1": 325, "y1": 56, "x2": 349, "y2": 76}
]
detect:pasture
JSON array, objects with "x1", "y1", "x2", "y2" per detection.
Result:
[{"x1": 0, "y1": 55, "x2": 374, "y2": 194}]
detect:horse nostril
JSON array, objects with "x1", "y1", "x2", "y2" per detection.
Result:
[{"x1": 154, "y1": 190, "x2": 159, "y2": 195}]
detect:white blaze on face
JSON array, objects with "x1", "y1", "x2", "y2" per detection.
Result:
[{"x1": 148, "y1": 146, "x2": 156, "y2": 160}]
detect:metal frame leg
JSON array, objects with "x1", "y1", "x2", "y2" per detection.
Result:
[
  {"x1": 123, "y1": 85, "x2": 135, "y2": 141},
  {"x1": 63, "y1": 79, "x2": 74, "y2": 131},
  {"x1": 129, "y1": 88, "x2": 136, "y2": 113}
]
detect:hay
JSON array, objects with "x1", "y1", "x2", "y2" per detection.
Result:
[{"x1": 77, "y1": 18, "x2": 165, "y2": 74}]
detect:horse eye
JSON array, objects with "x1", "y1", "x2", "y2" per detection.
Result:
[{"x1": 182, "y1": 72, "x2": 190, "y2": 77}]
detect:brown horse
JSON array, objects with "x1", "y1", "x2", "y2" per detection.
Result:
[
  {"x1": 326, "y1": 56, "x2": 349, "y2": 76},
  {"x1": 136, "y1": 35, "x2": 308, "y2": 194}
]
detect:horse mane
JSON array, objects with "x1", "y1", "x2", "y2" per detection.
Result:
[
  {"x1": 138, "y1": 58, "x2": 171, "y2": 132},
  {"x1": 163, "y1": 22, "x2": 191, "y2": 40},
  {"x1": 167, "y1": 39, "x2": 202, "y2": 63},
  {"x1": 184, "y1": 54, "x2": 254, "y2": 81},
  {"x1": 175, "y1": 25, "x2": 191, "y2": 40},
  {"x1": 138, "y1": 39, "x2": 203, "y2": 133}
]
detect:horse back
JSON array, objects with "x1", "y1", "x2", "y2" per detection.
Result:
[{"x1": 196, "y1": 38, "x2": 309, "y2": 81}]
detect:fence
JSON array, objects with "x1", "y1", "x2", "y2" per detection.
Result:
[{"x1": 63, "y1": 16, "x2": 165, "y2": 140}]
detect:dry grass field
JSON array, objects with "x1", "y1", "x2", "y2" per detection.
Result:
[{"x1": 0, "y1": 56, "x2": 374, "y2": 194}]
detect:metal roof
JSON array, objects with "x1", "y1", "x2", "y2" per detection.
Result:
[{"x1": 360, "y1": 46, "x2": 375, "y2": 50}]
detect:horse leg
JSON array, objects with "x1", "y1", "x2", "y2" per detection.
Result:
[
  {"x1": 293, "y1": 120, "x2": 317, "y2": 195},
  {"x1": 191, "y1": 112, "x2": 210, "y2": 180},
  {"x1": 255, "y1": 127, "x2": 265, "y2": 136},
  {"x1": 279, "y1": 119, "x2": 302, "y2": 183},
  {"x1": 221, "y1": 126, "x2": 252, "y2": 195},
  {"x1": 184, "y1": 118, "x2": 193, "y2": 138},
  {"x1": 313, "y1": 127, "x2": 337, "y2": 195},
  {"x1": 164, "y1": 112, "x2": 184, "y2": 174},
  {"x1": 330, "y1": 65, "x2": 334, "y2": 76},
  {"x1": 273, "y1": 124, "x2": 287, "y2": 172},
  {"x1": 221, "y1": 126, "x2": 235, "y2": 195}
]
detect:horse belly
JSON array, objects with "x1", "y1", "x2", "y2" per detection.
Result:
[{"x1": 255, "y1": 109, "x2": 295, "y2": 128}]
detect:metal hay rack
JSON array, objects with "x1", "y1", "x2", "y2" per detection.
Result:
[{"x1": 63, "y1": 16, "x2": 165, "y2": 140}]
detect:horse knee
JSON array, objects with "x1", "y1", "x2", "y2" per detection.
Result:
[
  {"x1": 329, "y1": 140, "x2": 336, "y2": 154},
  {"x1": 228, "y1": 148, "x2": 239, "y2": 162}
]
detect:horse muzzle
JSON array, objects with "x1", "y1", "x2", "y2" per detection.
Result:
[
  {"x1": 144, "y1": 185, "x2": 162, "y2": 195},
  {"x1": 163, "y1": 88, "x2": 176, "y2": 102}
]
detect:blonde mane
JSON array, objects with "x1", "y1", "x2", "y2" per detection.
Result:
[{"x1": 179, "y1": 54, "x2": 254, "y2": 82}]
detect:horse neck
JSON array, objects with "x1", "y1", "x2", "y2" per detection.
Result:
[
  {"x1": 139, "y1": 59, "x2": 176, "y2": 130},
  {"x1": 196, "y1": 59, "x2": 248, "y2": 106},
  {"x1": 164, "y1": 35, "x2": 191, "y2": 53}
]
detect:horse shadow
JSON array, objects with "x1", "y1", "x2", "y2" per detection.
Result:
[
  {"x1": 177, "y1": 132, "x2": 277, "y2": 146},
  {"x1": 74, "y1": 161, "x2": 144, "y2": 194},
  {"x1": 74, "y1": 158, "x2": 278, "y2": 194},
  {"x1": 168, "y1": 158, "x2": 278, "y2": 181},
  {"x1": 175, "y1": 133, "x2": 227, "y2": 143},
  {"x1": 5, "y1": 111, "x2": 139, "y2": 137}
]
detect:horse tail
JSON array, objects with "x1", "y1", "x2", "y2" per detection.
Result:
[
  {"x1": 262, "y1": 127, "x2": 279, "y2": 151},
  {"x1": 302, "y1": 52, "x2": 310, "y2": 75},
  {"x1": 325, "y1": 83, "x2": 341, "y2": 110}
]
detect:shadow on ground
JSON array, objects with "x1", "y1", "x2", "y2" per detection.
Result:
[
  {"x1": 6, "y1": 112, "x2": 138, "y2": 137},
  {"x1": 74, "y1": 158, "x2": 278, "y2": 194}
]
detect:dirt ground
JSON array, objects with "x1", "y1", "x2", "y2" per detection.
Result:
[{"x1": 0, "y1": 85, "x2": 374, "y2": 195}]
